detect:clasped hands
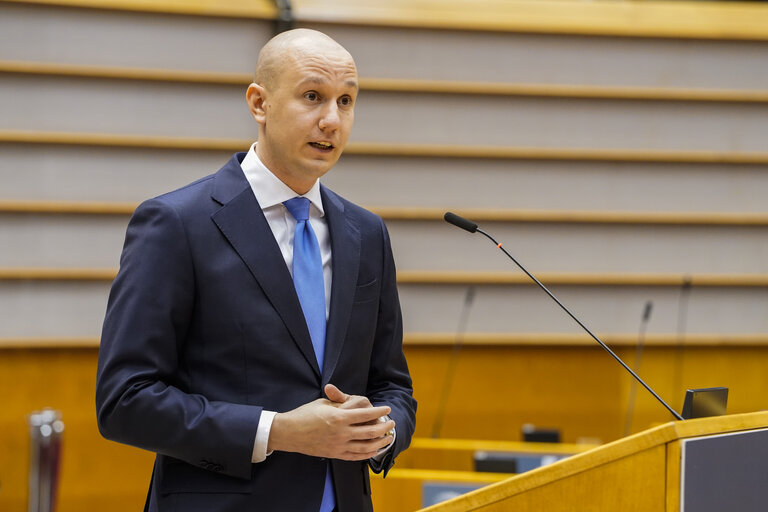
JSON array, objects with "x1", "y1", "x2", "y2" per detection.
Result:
[{"x1": 267, "y1": 384, "x2": 395, "y2": 461}]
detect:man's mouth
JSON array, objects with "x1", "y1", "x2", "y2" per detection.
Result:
[{"x1": 309, "y1": 142, "x2": 334, "y2": 151}]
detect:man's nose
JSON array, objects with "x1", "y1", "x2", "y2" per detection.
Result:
[{"x1": 318, "y1": 102, "x2": 341, "y2": 131}]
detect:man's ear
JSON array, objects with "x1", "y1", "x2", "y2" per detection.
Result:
[{"x1": 246, "y1": 83, "x2": 267, "y2": 124}]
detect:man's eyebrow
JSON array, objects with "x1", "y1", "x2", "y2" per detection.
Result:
[
  {"x1": 297, "y1": 76, "x2": 359, "y2": 90},
  {"x1": 300, "y1": 76, "x2": 326, "y2": 85}
]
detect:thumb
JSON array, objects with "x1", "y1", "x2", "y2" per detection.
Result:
[{"x1": 325, "y1": 383, "x2": 349, "y2": 404}]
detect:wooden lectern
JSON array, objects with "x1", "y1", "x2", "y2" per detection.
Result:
[{"x1": 418, "y1": 411, "x2": 768, "y2": 512}]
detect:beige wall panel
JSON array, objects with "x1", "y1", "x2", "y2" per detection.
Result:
[
  {"x1": 399, "y1": 283, "x2": 768, "y2": 334},
  {"x1": 5, "y1": 75, "x2": 768, "y2": 150},
  {"x1": 388, "y1": 220, "x2": 768, "y2": 273},
  {"x1": 0, "y1": 3, "x2": 271, "y2": 72},
  {"x1": 350, "y1": 92, "x2": 768, "y2": 151},
  {"x1": 0, "y1": 213, "x2": 128, "y2": 267},
  {"x1": 4, "y1": 146, "x2": 766, "y2": 214},
  {"x1": 0, "y1": 75, "x2": 256, "y2": 139},
  {"x1": 0, "y1": 281, "x2": 110, "y2": 337},
  {"x1": 0, "y1": 144, "x2": 233, "y2": 201},
  {"x1": 306, "y1": 23, "x2": 768, "y2": 89},
  {"x1": 0, "y1": 279, "x2": 763, "y2": 338},
  {"x1": 327, "y1": 157, "x2": 768, "y2": 214},
  {"x1": 2, "y1": 3, "x2": 768, "y2": 91},
  {"x1": 4, "y1": 213, "x2": 767, "y2": 272}
]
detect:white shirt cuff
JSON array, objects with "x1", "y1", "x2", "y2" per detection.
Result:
[
  {"x1": 372, "y1": 415, "x2": 396, "y2": 462},
  {"x1": 251, "y1": 410, "x2": 276, "y2": 463}
]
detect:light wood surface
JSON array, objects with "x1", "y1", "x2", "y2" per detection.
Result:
[
  {"x1": 3, "y1": 266, "x2": 768, "y2": 287},
  {"x1": 404, "y1": 332, "x2": 768, "y2": 347},
  {"x1": 665, "y1": 440, "x2": 682, "y2": 512},
  {"x1": 396, "y1": 270, "x2": 768, "y2": 287},
  {"x1": 0, "y1": 200, "x2": 138, "y2": 215},
  {"x1": 4, "y1": 332, "x2": 768, "y2": 350},
  {"x1": 2, "y1": 345, "x2": 767, "y2": 511},
  {"x1": 418, "y1": 411, "x2": 768, "y2": 511},
  {"x1": 4, "y1": 0, "x2": 277, "y2": 18},
  {"x1": 0, "y1": 347, "x2": 155, "y2": 512},
  {"x1": 405, "y1": 343, "x2": 768, "y2": 441},
  {"x1": 370, "y1": 468, "x2": 512, "y2": 512},
  {"x1": 4, "y1": 130, "x2": 768, "y2": 164},
  {"x1": 9, "y1": 0, "x2": 768, "y2": 40},
  {"x1": 397, "y1": 438, "x2": 595, "y2": 471},
  {"x1": 293, "y1": 0, "x2": 768, "y2": 41},
  {"x1": 4, "y1": 60, "x2": 768, "y2": 104},
  {"x1": 4, "y1": 200, "x2": 768, "y2": 227},
  {"x1": 367, "y1": 208, "x2": 768, "y2": 227}
]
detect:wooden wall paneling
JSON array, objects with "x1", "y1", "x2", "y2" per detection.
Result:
[
  {"x1": 369, "y1": 468, "x2": 511, "y2": 512},
  {"x1": 0, "y1": 347, "x2": 154, "y2": 512},
  {"x1": 396, "y1": 438, "x2": 593, "y2": 471}
]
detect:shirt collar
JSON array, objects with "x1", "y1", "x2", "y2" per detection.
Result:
[{"x1": 240, "y1": 142, "x2": 324, "y2": 216}]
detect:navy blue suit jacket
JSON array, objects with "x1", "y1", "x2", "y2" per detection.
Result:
[{"x1": 96, "y1": 153, "x2": 417, "y2": 511}]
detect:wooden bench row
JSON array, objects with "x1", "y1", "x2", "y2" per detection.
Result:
[
  {"x1": 3, "y1": 200, "x2": 768, "y2": 227},
  {"x1": 3, "y1": 59, "x2": 768, "y2": 103},
  {"x1": 7, "y1": 0, "x2": 768, "y2": 40},
  {"x1": 4, "y1": 333, "x2": 768, "y2": 350},
  {"x1": 3, "y1": 130, "x2": 768, "y2": 164},
  {"x1": 2, "y1": 267, "x2": 767, "y2": 287}
]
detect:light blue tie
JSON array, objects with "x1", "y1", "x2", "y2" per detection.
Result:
[{"x1": 283, "y1": 197, "x2": 335, "y2": 512}]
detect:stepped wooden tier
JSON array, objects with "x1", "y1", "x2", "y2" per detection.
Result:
[{"x1": 419, "y1": 411, "x2": 768, "y2": 512}]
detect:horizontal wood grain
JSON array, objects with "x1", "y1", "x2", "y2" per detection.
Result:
[
  {"x1": 5, "y1": 332, "x2": 768, "y2": 349},
  {"x1": 418, "y1": 411, "x2": 768, "y2": 511},
  {"x1": 4, "y1": 131, "x2": 768, "y2": 164},
  {"x1": 3, "y1": 267, "x2": 767, "y2": 287},
  {"x1": 8, "y1": 0, "x2": 768, "y2": 40},
  {"x1": 4, "y1": 201, "x2": 768, "y2": 227},
  {"x1": 3, "y1": 60, "x2": 767, "y2": 104}
]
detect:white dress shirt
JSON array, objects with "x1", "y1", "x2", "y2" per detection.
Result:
[
  {"x1": 240, "y1": 143, "x2": 330, "y2": 463},
  {"x1": 240, "y1": 144, "x2": 393, "y2": 464}
]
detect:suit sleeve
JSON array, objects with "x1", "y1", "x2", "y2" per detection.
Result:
[
  {"x1": 95, "y1": 198, "x2": 260, "y2": 480},
  {"x1": 366, "y1": 217, "x2": 417, "y2": 475}
]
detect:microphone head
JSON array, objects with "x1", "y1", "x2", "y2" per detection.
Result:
[
  {"x1": 444, "y1": 212, "x2": 478, "y2": 233},
  {"x1": 643, "y1": 301, "x2": 653, "y2": 322}
]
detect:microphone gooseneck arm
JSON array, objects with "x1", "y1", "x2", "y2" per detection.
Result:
[{"x1": 444, "y1": 212, "x2": 684, "y2": 421}]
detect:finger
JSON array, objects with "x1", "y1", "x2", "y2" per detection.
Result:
[
  {"x1": 347, "y1": 420, "x2": 396, "y2": 441},
  {"x1": 341, "y1": 405, "x2": 391, "y2": 425},
  {"x1": 355, "y1": 418, "x2": 383, "y2": 427},
  {"x1": 338, "y1": 450, "x2": 382, "y2": 461},
  {"x1": 346, "y1": 435, "x2": 395, "y2": 455},
  {"x1": 324, "y1": 383, "x2": 349, "y2": 404},
  {"x1": 336, "y1": 394, "x2": 372, "y2": 410}
]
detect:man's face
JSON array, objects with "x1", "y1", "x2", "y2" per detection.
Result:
[{"x1": 251, "y1": 50, "x2": 358, "y2": 193}]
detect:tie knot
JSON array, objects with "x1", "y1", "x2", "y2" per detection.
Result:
[{"x1": 283, "y1": 197, "x2": 310, "y2": 222}]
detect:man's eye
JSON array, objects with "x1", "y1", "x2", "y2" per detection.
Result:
[
  {"x1": 339, "y1": 96, "x2": 353, "y2": 106},
  {"x1": 305, "y1": 92, "x2": 318, "y2": 101}
]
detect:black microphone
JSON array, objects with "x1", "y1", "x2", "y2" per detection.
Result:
[
  {"x1": 431, "y1": 285, "x2": 476, "y2": 438},
  {"x1": 444, "y1": 212, "x2": 684, "y2": 422},
  {"x1": 444, "y1": 212, "x2": 477, "y2": 233},
  {"x1": 624, "y1": 300, "x2": 653, "y2": 436}
]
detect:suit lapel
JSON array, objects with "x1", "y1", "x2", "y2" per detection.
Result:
[
  {"x1": 322, "y1": 186, "x2": 360, "y2": 384},
  {"x1": 210, "y1": 155, "x2": 321, "y2": 378}
]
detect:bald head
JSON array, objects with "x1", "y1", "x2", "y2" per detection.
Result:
[
  {"x1": 255, "y1": 29, "x2": 356, "y2": 90},
  {"x1": 245, "y1": 28, "x2": 358, "y2": 193}
]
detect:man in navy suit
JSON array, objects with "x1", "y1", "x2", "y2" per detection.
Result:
[{"x1": 96, "y1": 28, "x2": 416, "y2": 511}]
